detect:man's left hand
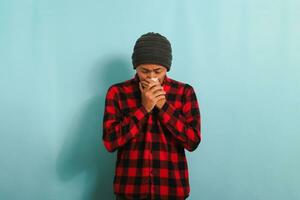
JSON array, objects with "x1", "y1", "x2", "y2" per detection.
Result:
[{"x1": 140, "y1": 79, "x2": 166, "y2": 109}]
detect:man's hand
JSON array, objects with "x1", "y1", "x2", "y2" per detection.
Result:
[
  {"x1": 156, "y1": 94, "x2": 166, "y2": 109},
  {"x1": 139, "y1": 79, "x2": 166, "y2": 112}
]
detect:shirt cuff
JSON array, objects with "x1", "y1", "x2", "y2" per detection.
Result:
[
  {"x1": 160, "y1": 101, "x2": 169, "y2": 112},
  {"x1": 158, "y1": 102, "x2": 175, "y2": 123}
]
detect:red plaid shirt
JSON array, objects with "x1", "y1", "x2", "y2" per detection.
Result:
[{"x1": 102, "y1": 73, "x2": 201, "y2": 200}]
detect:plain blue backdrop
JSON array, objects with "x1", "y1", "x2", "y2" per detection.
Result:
[{"x1": 0, "y1": 0, "x2": 299, "y2": 199}]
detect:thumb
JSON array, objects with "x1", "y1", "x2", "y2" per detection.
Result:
[{"x1": 139, "y1": 82, "x2": 143, "y2": 93}]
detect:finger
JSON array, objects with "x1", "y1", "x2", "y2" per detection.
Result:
[
  {"x1": 154, "y1": 95, "x2": 166, "y2": 102},
  {"x1": 141, "y1": 81, "x2": 149, "y2": 88},
  {"x1": 150, "y1": 90, "x2": 165, "y2": 99},
  {"x1": 144, "y1": 82, "x2": 156, "y2": 91},
  {"x1": 151, "y1": 87, "x2": 166, "y2": 95},
  {"x1": 149, "y1": 85, "x2": 164, "y2": 93},
  {"x1": 145, "y1": 79, "x2": 161, "y2": 89},
  {"x1": 149, "y1": 90, "x2": 166, "y2": 99},
  {"x1": 153, "y1": 91, "x2": 166, "y2": 98},
  {"x1": 143, "y1": 79, "x2": 151, "y2": 84},
  {"x1": 149, "y1": 83, "x2": 162, "y2": 89},
  {"x1": 144, "y1": 79, "x2": 157, "y2": 88},
  {"x1": 141, "y1": 80, "x2": 149, "y2": 84}
]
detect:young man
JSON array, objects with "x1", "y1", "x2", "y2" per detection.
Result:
[{"x1": 102, "y1": 32, "x2": 202, "y2": 200}]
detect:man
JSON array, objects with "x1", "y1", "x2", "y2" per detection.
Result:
[{"x1": 102, "y1": 32, "x2": 202, "y2": 200}]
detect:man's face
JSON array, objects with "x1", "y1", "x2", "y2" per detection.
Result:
[{"x1": 136, "y1": 64, "x2": 167, "y2": 86}]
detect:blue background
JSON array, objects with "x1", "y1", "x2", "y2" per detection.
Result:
[{"x1": 0, "y1": 0, "x2": 299, "y2": 199}]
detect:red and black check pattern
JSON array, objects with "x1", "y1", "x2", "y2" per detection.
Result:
[{"x1": 102, "y1": 73, "x2": 201, "y2": 200}]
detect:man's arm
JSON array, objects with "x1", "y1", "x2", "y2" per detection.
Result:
[
  {"x1": 102, "y1": 86, "x2": 149, "y2": 152},
  {"x1": 158, "y1": 84, "x2": 201, "y2": 152}
]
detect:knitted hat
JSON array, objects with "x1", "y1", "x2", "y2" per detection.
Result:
[{"x1": 132, "y1": 32, "x2": 172, "y2": 71}]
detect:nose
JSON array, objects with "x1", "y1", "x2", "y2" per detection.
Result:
[{"x1": 147, "y1": 71, "x2": 156, "y2": 79}]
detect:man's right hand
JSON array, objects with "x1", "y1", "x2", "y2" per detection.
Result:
[{"x1": 139, "y1": 79, "x2": 166, "y2": 113}]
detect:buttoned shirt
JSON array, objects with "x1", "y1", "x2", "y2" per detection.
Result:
[{"x1": 102, "y1": 73, "x2": 201, "y2": 200}]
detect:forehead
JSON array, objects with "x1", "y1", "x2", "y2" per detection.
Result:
[{"x1": 137, "y1": 64, "x2": 165, "y2": 70}]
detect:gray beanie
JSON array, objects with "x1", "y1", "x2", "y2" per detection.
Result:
[{"x1": 132, "y1": 32, "x2": 172, "y2": 71}]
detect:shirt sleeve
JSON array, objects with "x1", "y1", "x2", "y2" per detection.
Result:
[
  {"x1": 158, "y1": 84, "x2": 201, "y2": 152},
  {"x1": 102, "y1": 86, "x2": 149, "y2": 152}
]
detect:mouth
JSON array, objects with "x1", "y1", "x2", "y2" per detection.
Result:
[{"x1": 141, "y1": 77, "x2": 159, "y2": 88}]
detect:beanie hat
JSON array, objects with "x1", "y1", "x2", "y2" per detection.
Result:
[{"x1": 132, "y1": 32, "x2": 172, "y2": 71}]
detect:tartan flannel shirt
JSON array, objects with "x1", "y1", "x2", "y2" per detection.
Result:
[{"x1": 102, "y1": 73, "x2": 201, "y2": 200}]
